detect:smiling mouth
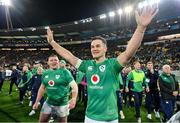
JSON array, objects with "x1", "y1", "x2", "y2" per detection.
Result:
[
  {"x1": 52, "y1": 64, "x2": 58, "y2": 66},
  {"x1": 93, "y1": 52, "x2": 99, "y2": 54}
]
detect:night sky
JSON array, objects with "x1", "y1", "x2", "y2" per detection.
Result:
[
  {"x1": 0, "y1": 0, "x2": 180, "y2": 29},
  {"x1": 0, "y1": 0, "x2": 139, "y2": 29}
]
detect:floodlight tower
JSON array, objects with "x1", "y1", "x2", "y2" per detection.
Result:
[{"x1": 0, "y1": 0, "x2": 13, "y2": 30}]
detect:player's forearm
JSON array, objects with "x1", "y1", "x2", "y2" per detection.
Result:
[
  {"x1": 49, "y1": 40, "x2": 79, "y2": 66},
  {"x1": 70, "y1": 81, "x2": 78, "y2": 100},
  {"x1": 124, "y1": 25, "x2": 146, "y2": 60},
  {"x1": 35, "y1": 85, "x2": 45, "y2": 103}
]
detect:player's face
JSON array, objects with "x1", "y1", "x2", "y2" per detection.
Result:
[
  {"x1": 91, "y1": 39, "x2": 107, "y2": 59},
  {"x1": 163, "y1": 65, "x2": 171, "y2": 74},
  {"x1": 12, "y1": 66, "x2": 16, "y2": 70},
  {"x1": 37, "y1": 67, "x2": 43, "y2": 74},
  {"x1": 147, "y1": 63, "x2": 153, "y2": 70},
  {"x1": 134, "y1": 62, "x2": 141, "y2": 70},
  {"x1": 22, "y1": 66, "x2": 28, "y2": 72},
  {"x1": 48, "y1": 56, "x2": 59, "y2": 69}
]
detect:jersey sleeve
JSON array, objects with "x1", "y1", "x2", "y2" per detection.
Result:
[
  {"x1": 109, "y1": 58, "x2": 124, "y2": 74},
  {"x1": 27, "y1": 71, "x2": 33, "y2": 82},
  {"x1": 64, "y1": 69, "x2": 74, "y2": 84},
  {"x1": 76, "y1": 71, "x2": 85, "y2": 84},
  {"x1": 77, "y1": 60, "x2": 87, "y2": 73},
  {"x1": 41, "y1": 72, "x2": 46, "y2": 86}
]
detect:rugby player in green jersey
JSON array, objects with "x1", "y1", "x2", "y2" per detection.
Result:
[
  {"x1": 33, "y1": 54, "x2": 78, "y2": 123},
  {"x1": 46, "y1": 6, "x2": 158, "y2": 123}
]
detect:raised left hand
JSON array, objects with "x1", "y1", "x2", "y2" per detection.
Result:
[{"x1": 136, "y1": 5, "x2": 159, "y2": 27}]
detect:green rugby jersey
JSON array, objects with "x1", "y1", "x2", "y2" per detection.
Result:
[
  {"x1": 76, "y1": 70, "x2": 85, "y2": 84},
  {"x1": 78, "y1": 58, "x2": 123, "y2": 121},
  {"x1": 42, "y1": 68, "x2": 74, "y2": 106},
  {"x1": 126, "y1": 70, "x2": 147, "y2": 92}
]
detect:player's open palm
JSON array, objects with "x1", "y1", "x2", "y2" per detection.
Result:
[
  {"x1": 47, "y1": 28, "x2": 54, "y2": 43},
  {"x1": 136, "y1": 5, "x2": 158, "y2": 27}
]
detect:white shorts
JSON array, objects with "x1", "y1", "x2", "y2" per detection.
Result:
[
  {"x1": 41, "y1": 101, "x2": 69, "y2": 117},
  {"x1": 84, "y1": 116, "x2": 118, "y2": 123}
]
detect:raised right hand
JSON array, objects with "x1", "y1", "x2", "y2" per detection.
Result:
[{"x1": 47, "y1": 28, "x2": 54, "y2": 43}]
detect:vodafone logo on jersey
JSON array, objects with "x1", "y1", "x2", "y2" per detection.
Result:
[
  {"x1": 91, "y1": 74, "x2": 100, "y2": 84},
  {"x1": 48, "y1": 80, "x2": 55, "y2": 87}
]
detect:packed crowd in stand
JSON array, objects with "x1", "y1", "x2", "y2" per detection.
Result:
[{"x1": 0, "y1": 40, "x2": 179, "y2": 71}]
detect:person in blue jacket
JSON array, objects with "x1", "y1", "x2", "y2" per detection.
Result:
[{"x1": 29, "y1": 66, "x2": 45, "y2": 116}]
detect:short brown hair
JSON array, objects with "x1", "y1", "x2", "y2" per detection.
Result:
[
  {"x1": 147, "y1": 61, "x2": 153, "y2": 65},
  {"x1": 48, "y1": 54, "x2": 58, "y2": 60},
  {"x1": 133, "y1": 61, "x2": 140, "y2": 65},
  {"x1": 91, "y1": 36, "x2": 107, "y2": 46}
]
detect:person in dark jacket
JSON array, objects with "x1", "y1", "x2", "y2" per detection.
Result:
[
  {"x1": 145, "y1": 61, "x2": 160, "y2": 119},
  {"x1": 159, "y1": 64, "x2": 179, "y2": 122},
  {"x1": 29, "y1": 66, "x2": 45, "y2": 116},
  {"x1": 9, "y1": 66, "x2": 20, "y2": 95},
  {"x1": 0, "y1": 66, "x2": 5, "y2": 93}
]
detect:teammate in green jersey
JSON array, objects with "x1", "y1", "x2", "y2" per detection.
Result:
[
  {"x1": 33, "y1": 54, "x2": 78, "y2": 123},
  {"x1": 46, "y1": 6, "x2": 158, "y2": 123},
  {"x1": 126, "y1": 61, "x2": 149, "y2": 123}
]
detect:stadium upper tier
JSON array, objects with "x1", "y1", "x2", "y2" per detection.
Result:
[
  {"x1": 0, "y1": 0, "x2": 180, "y2": 47},
  {"x1": 0, "y1": 17, "x2": 179, "y2": 48}
]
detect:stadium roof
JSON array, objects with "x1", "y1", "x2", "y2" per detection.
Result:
[{"x1": 0, "y1": 0, "x2": 140, "y2": 29}]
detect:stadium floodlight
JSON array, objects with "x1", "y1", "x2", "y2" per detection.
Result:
[
  {"x1": 100, "y1": 14, "x2": 107, "y2": 19},
  {"x1": 74, "y1": 21, "x2": 78, "y2": 24},
  {"x1": 124, "y1": 6, "x2": 133, "y2": 13},
  {"x1": 108, "y1": 11, "x2": 115, "y2": 17},
  {"x1": 0, "y1": 0, "x2": 12, "y2": 6},
  {"x1": 117, "y1": 9, "x2": 123, "y2": 15},
  {"x1": 81, "y1": 19, "x2": 86, "y2": 23}
]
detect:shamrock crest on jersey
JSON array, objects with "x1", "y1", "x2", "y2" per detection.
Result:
[
  {"x1": 48, "y1": 80, "x2": 55, "y2": 86},
  {"x1": 99, "y1": 65, "x2": 106, "y2": 72},
  {"x1": 55, "y1": 75, "x2": 60, "y2": 79},
  {"x1": 91, "y1": 74, "x2": 100, "y2": 84}
]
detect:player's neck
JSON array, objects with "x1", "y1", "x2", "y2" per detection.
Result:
[{"x1": 95, "y1": 56, "x2": 106, "y2": 63}]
